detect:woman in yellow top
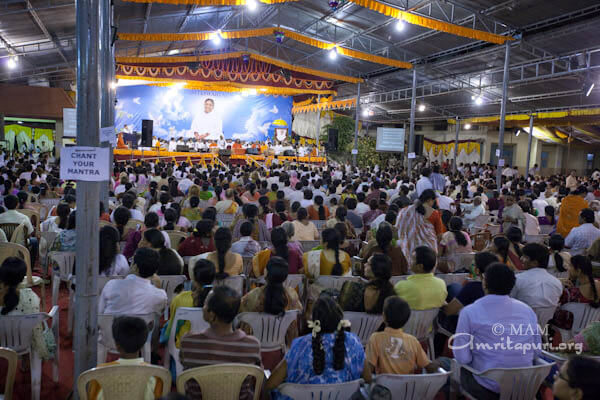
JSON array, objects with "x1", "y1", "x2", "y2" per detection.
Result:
[
  {"x1": 205, "y1": 227, "x2": 243, "y2": 278},
  {"x1": 557, "y1": 186, "x2": 589, "y2": 238},
  {"x1": 303, "y1": 228, "x2": 351, "y2": 279}
]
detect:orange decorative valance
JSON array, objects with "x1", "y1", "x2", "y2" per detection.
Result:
[
  {"x1": 292, "y1": 98, "x2": 356, "y2": 114},
  {"x1": 122, "y1": 0, "x2": 295, "y2": 4},
  {"x1": 117, "y1": 28, "x2": 412, "y2": 69},
  {"x1": 116, "y1": 52, "x2": 363, "y2": 83}
]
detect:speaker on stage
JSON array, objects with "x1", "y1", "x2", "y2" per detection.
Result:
[
  {"x1": 328, "y1": 128, "x2": 338, "y2": 151},
  {"x1": 141, "y1": 119, "x2": 153, "y2": 147},
  {"x1": 414, "y1": 134, "x2": 424, "y2": 156},
  {"x1": 0, "y1": 114, "x2": 4, "y2": 141}
]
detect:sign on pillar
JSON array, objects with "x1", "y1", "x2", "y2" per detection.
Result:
[{"x1": 60, "y1": 146, "x2": 110, "y2": 181}]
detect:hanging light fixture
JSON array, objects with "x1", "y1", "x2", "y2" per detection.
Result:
[
  {"x1": 329, "y1": 46, "x2": 338, "y2": 60},
  {"x1": 395, "y1": 18, "x2": 406, "y2": 31},
  {"x1": 474, "y1": 96, "x2": 484, "y2": 106},
  {"x1": 418, "y1": 104, "x2": 426, "y2": 112},
  {"x1": 247, "y1": 0, "x2": 257, "y2": 11},
  {"x1": 212, "y1": 30, "x2": 223, "y2": 45},
  {"x1": 7, "y1": 56, "x2": 18, "y2": 69},
  {"x1": 464, "y1": 123, "x2": 472, "y2": 130}
]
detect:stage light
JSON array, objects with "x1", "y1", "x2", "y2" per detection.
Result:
[
  {"x1": 329, "y1": 47, "x2": 338, "y2": 60},
  {"x1": 464, "y1": 123, "x2": 472, "y2": 130},
  {"x1": 586, "y1": 82, "x2": 595, "y2": 97},
  {"x1": 474, "y1": 96, "x2": 483, "y2": 106},
  {"x1": 247, "y1": 0, "x2": 257, "y2": 11},
  {"x1": 7, "y1": 56, "x2": 17, "y2": 69},
  {"x1": 395, "y1": 19, "x2": 406, "y2": 31},
  {"x1": 418, "y1": 104, "x2": 426, "y2": 112},
  {"x1": 212, "y1": 30, "x2": 223, "y2": 45},
  {"x1": 167, "y1": 49, "x2": 180, "y2": 55}
]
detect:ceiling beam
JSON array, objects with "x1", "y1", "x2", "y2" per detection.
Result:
[{"x1": 137, "y1": 3, "x2": 152, "y2": 57}]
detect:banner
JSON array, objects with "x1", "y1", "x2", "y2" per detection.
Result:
[
  {"x1": 423, "y1": 138, "x2": 480, "y2": 165},
  {"x1": 115, "y1": 85, "x2": 292, "y2": 142},
  {"x1": 2, "y1": 124, "x2": 32, "y2": 152},
  {"x1": 34, "y1": 128, "x2": 54, "y2": 153}
]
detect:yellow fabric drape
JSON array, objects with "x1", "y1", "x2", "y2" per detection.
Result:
[
  {"x1": 293, "y1": 97, "x2": 314, "y2": 107},
  {"x1": 122, "y1": 0, "x2": 295, "y2": 4},
  {"x1": 118, "y1": 28, "x2": 412, "y2": 69},
  {"x1": 449, "y1": 107, "x2": 600, "y2": 125},
  {"x1": 424, "y1": 139, "x2": 480, "y2": 157},
  {"x1": 348, "y1": 0, "x2": 513, "y2": 45},
  {"x1": 116, "y1": 74, "x2": 337, "y2": 96},
  {"x1": 116, "y1": 52, "x2": 362, "y2": 83},
  {"x1": 292, "y1": 98, "x2": 356, "y2": 114}
]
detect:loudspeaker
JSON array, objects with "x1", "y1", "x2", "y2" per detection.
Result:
[
  {"x1": 328, "y1": 128, "x2": 338, "y2": 151},
  {"x1": 0, "y1": 114, "x2": 4, "y2": 141},
  {"x1": 414, "y1": 134, "x2": 424, "y2": 156},
  {"x1": 141, "y1": 119, "x2": 153, "y2": 146}
]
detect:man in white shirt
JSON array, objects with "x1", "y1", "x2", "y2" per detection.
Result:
[
  {"x1": 98, "y1": 248, "x2": 167, "y2": 316},
  {"x1": 565, "y1": 208, "x2": 600, "y2": 250},
  {"x1": 416, "y1": 167, "x2": 434, "y2": 197},
  {"x1": 354, "y1": 192, "x2": 370, "y2": 216},
  {"x1": 532, "y1": 192, "x2": 549, "y2": 217},
  {"x1": 462, "y1": 196, "x2": 486, "y2": 230},
  {"x1": 0, "y1": 194, "x2": 34, "y2": 236},
  {"x1": 191, "y1": 98, "x2": 222, "y2": 141},
  {"x1": 511, "y1": 243, "x2": 562, "y2": 308},
  {"x1": 502, "y1": 165, "x2": 516, "y2": 178}
]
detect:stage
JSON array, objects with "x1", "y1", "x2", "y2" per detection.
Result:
[{"x1": 113, "y1": 148, "x2": 327, "y2": 167}]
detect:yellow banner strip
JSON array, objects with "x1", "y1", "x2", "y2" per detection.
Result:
[
  {"x1": 348, "y1": 0, "x2": 513, "y2": 45},
  {"x1": 121, "y1": 0, "x2": 295, "y2": 5},
  {"x1": 117, "y1": 28, "x2": 412, "y2": 69},
  {"x1": 292, "y1": 98, "x2": 356, "y2": 114},
  {"x1": 449, "y1": 108, "x2": 600, "y2": 124}
]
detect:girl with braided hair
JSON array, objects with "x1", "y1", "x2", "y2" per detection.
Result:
[
  {"x1": 303, "y1": 228, "x2": 351, "y2": 279},
  {"x1": 265, "y1": 295, "x2": 368, "y2": 398}
]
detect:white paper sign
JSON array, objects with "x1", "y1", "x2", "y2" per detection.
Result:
[
  {"x1": 60, "y1": 146, "x2": 109, "y2": 181},
  {"x1": 407, "y1": 152, "x2": 416, "y2": 159},
  {"x1": 351, "y1": 149, "x2": 358, "y2": 155},
  {"x1": 495, "y1": 149, "x2": 501, "y2": 157},
  {"x1": 498, "y1": 158, "x2": 505, "y2": 167},
  {"x1": 63, "y1": 108, "x2": 77, "y2": 137},
  {"x1": 100, "y1": 126, "x2": 116, "y2": 145}
]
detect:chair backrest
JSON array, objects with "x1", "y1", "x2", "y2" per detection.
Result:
[
  {"x1": 436, "y1": 273, "x2": 469, "y2": 286},
  {"x1": 524, "y1": 234, "x2": 548, "y2": 244},
  {"x1": 17, "y1": 209, "x2": 40, "y2": 235},
  {"x1": 97, "y1": 275, "x2": 125, "y2": 296},
  {"x1": 375, "y1": 369, "x2": 450, "y2": 400},
  {"x1": 49, "y1": 251, "x2": 76, "y2": 281},
  {"x1": 343, "y1": 312, "x2": 383, "y2": 346},
  {"x1": 0, "y1": 242, "x2": 33, "y2": 284},
  {"x1": 242, "y1": 256, "x2": 254, "y2": 277},
  {"x1": 560, "y1": 303, "x2": 600, "y2": 336},
  {"x1": 539, "y1": 225, "x2": 554, "y2": 235},
  {"x1": 532, "y1": 306, "x2": 557, "y2": 328},
  {"x1": 97, "y1": 313, "x2": 155, "y2": 356},
  {"x1": 300, "y1": 240, "x2": 320, "y2": 252},
  {"x1": 77, "y1": 364, "x2": 171, "y2": 400},
  {"x1": 176, "y1": 363, "x2": 265, "y2": 400},
  {"x1": 0, "y1": 313, "x2": 48, "y2": 354},
  {"x1": 477, "y1": 358, "x2": 554, "y2": 400},
  {"x1": 159, "y1": 275, "x2": 187, "y2": 304},
  {"x1": 216, "y1": 213, "x2": 235, "y2": 226},
  {"x1": 124, "y1": 218, "x2": 143, "y2": 233},
  {"x1": 310, "y1": 220, "x2": 327, "y2": 231},
  {"x1": 168, "y1": 307, "x2": 210, "y2": 377},
  {"x1": 98, "y1": 220, "x2": 116, "y2": 229},
  {"x1": 314, "y1": 276, "x2": 362, "y2": 291},
  {"x1": 278, "y1": 379, "x2": 361, "y2": 400},
  {"x1": 258, "y1": 241, "x2": 271, "y2": 249},
  {"x1": 215, "y1": 275, "x2": 246, "y2": 295},
  {"x1": 40, "y1": 198, "x2": 61, "y2": 210},
  {"x1": 237, "y1": 310, "x2": 298, "y2": 351},
  {"x1": 165, "y1": 230, "x2": 188, "y2": 249},
  {"x1": 390, "y1": 275, "x2": 409, "y2": 285},
  {"x1": 0, "y1": 347, "x2": 18, "y2": 400},
  {"x1": 445, "y1": 253, "x2": 475, "y2": 272},
  {"x1": 0, "y1": 223, "x2": 21, "y2": 243},
  {"x1": 487, "y1": 224, "x2": 501, "y2": 236},
  {"x1": 473, "y1": 214, "x2": 490, "y2": 227},
  {"x1": 403, "y1": 308, "x2": 439, "y2": 341}
]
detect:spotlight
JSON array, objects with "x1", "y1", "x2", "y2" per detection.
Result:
[
  {"x1": 586, "y1": 82, "x2": 595, "y2": 97},
  {"x1": 474, "y1": 96, "x2": 483, "y2": 106},
  {"x1": 167, "y1": 49, "x2": 180, "y2": 55},
  {"x1": 329, "y1": 47, "x2": 338, "y2": 60},
  {"x1": 418, "y1": 104, "x2": 426, "y2": 112},
  {"x1": 247, "y1": 0, "x2": 257, "y2": 11},
  {"x1": 395, "y1": 19, "x2": 406, "y2": 31},
  {"x1": 212, "y1": 30, "x2": 223, "y2": 45},
  {"x1": 464, "y1": 123, "x2": 472, "y2": 130},
  {"x1": 7, "y1": 56, "x2": 17, "y2": 69},
  {"x1": 515, "y1": 129, "x2": 520, "y2": 137}
]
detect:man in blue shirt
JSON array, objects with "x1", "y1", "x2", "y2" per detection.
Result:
[{"x1": 452, "y1": 263, "x2": 541, "y2": 399}]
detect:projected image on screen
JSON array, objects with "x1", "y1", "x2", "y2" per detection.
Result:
[{"x1": 376, "y1": 127, "x2": 405, "y2": 152}]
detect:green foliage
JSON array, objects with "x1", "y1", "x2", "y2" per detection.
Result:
[
  {"x1": 321, "y1": 115, "x2": 355, "y2": 152},
  {"x1": 344, "y1": 136, "x2": 395, "y2": 167}
]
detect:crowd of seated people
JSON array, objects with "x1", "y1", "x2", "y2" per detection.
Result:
[{"x1": 3, "y1": 151, "x2": 600, "y2": 399}]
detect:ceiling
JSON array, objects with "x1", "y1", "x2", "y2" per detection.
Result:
[{"x1": 2, "y1": 0, "x2": 600, "y2": 141}]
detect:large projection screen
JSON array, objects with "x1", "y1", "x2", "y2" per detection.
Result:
[{"x1": 376, "y1": 127, "x2": 405, "y2": 152}]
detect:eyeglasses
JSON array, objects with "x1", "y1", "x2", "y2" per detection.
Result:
[{"x1": 554, "y1": 369, "x2": 570, "y2": 384}]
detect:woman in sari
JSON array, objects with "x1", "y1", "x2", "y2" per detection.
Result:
[
  {"x1": 182, "y1": 184, "x2": 201, "y2": 208},
  {"x1": 488, "y1": 235, "x2": 523, "y2": 270},
  {"x1": 241, "y1": 182, "x2": 260, "y2": 203},
  {"x1": 232, "y1": 203, "x2": 270, "y2": 241},
  {"x1": 214, "y1": 188, "x2": 239, "y2": 214},
  {"x1": 557, "y1": 186, "x2": 589, "y2": 238},
  {"x1": 303, "y1": 228, "x2": 351, "y2": 280},
  {"x1": 395, "y1": 189, "x2": 438, "y2": 264},
  {"x1": 253, "y1": 227, "x2": 303, "y2": 277}
]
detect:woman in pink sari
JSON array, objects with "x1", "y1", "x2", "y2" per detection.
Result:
[{"x1": 396, "y1": 191, "x2": 438, "y2": 266}]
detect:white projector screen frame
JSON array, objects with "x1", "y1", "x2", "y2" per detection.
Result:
[{"x1": 376, "y1": 127, "x2": 405, "y2": 152}]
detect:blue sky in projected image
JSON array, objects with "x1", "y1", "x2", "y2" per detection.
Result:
[{"x1": 115, "y1": 85, "x2": 292, "y2": 141}]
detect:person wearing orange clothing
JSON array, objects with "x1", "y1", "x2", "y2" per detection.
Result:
[
  {"x1": 557, "y1": 186, "x2": 589, "y2": 238},
  {"x1": 232, "y1": 139, "x2": 244, "y2": 155}
]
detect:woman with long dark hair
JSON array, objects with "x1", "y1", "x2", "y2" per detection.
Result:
[
  {"x1": 99, "y1": 225, "x2": 129, "y2": 276},
  {"x1": 308, "y1": 195, "x2": 330, "y2": 221},
  {"x1": 439, "y1": 216, "x2": 472, "y2": 256},
  {"x1": 232, "y1": 203, "x2": 270, "y2": 241},
  {"x1": 178, "y1": 219, "x2": 215, "y2": 257},
  {"x1": 139, "y1": 228, "x2": 183, "y2": 275},
  {"x1": 360, "y1": 222, "x2": 408, "y2": 276},
  {"x1": 253, "y1": 227, "x2": 303, "y2": 276},
  {"x1": 396, "y1": 188, "x2": 439, "y2": 262},
  {"x1": 303, "y1": 228, "x2": 351, "y2": 279},
  {"x1": 267, "y1": 200, "x2": 290, "y2": 229},
  {"x1": 291, "y1": 207, "x2": 320, "y2": 241},
  {"x1": 205, "y1": 227, "x2": 243, "y2": 279},
  {"x1": 548, "y1": 234, "x2": 571, "y2": 274},
  {"x1": 265, "y1": 295, "x2": 367, "y2": 396},
  {"x1": 41, "y1": 202, "x2": 70, "y2": 232}
]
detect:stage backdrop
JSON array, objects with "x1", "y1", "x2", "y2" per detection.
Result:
[{"x1": 115, "y1": 85, "x2": 292, "y2": 142}]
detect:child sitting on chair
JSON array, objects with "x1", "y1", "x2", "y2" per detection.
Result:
[
  {"x1": 88, "y1": 316, "x2": 163, "y2": 400},
  {"x1": 366, "y1": 296, "x2": 439, "y2": 375}
]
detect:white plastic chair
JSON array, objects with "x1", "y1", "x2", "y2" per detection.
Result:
[
  {"x1": 49, "y1": 251, "x2": 76, "y2": 332},
  {"x1": 159, "y1": 275, "x2": 187, "y2": 319},
  {"x1": 215, "y1": 274, "x2": 247, "y2": 296},
  {"x1": 539, "y1": 225, "x2": 554, "y2": 235},
  {"x1": 39, "y1": 231, "x2": 58, "y2": 276},
  {"x1": 436, "y1": 273, "x2": 470, "y2": 286},
  {"x1": 0, "y1": 306, "x2": 60, "y2": 400},
  {"x1": 532, "y1": 305, "x2": 557, "y2": 330},
  {"x1": 77, "y1": 364, "x2": 171, "y2": 400},
  {"x1": 403, "y1": 308, "x2": 439, "y2": 358},
  {"x1": 177, "y1": 363, "x2": 265, "y2": 400},
  {"x1": 279, "y1": 379, "x2": 362, "y2": 400},
  {"x1": 165, "y1": 230, "x2": 188, "y2": 249},
  {"x1": 524, "y1": 234, "x2": 548, "y2": 244},
  {"x1": 216, "y1": 213, "x2": 235, "y2": 226},
  {"x1": 163, "y1": 307, "x2": 209, "y2": 377},
  {"x1": 0, "y1": 347, "x2": 18, "y2": 400},
  {"x1": 97, "y1": 313, "x2": 155, "y2": 363},
  {"x1": 300, "y1": 240, "x2": 321, "y2": 252},
  {"x1": 445, "y1": 253, "x2": 475, "y2": 272},
  {"x1": 237, "y1": 310, "x2": 299, "y2": 353},
  {"x1": 97, "y1": 275, "x2": 125, "y2": 296},
  {"x1": 310, "y1": 220, "x2": 327, "y2": 231},
  {"x1": 375, "y1": 368, "x2": 450, "y2": 400},
  {"x1": 451, "y1": 357, "x2": 554, "y2": 400},
  {"x1": 314, "y1": 275, "x2": 362, "y2": 291},
  {"x1": 551, "y1": 303, "x2": 600, "y2": 341},
  {"x1": 343, "y1": 312, "x2": 383, "y2": 346}
]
